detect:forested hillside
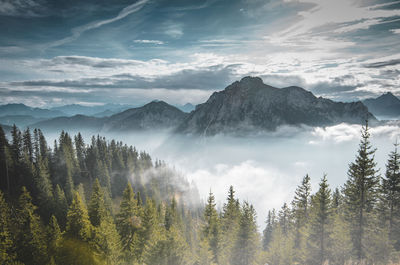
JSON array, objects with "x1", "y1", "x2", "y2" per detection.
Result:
[{"x1": 0, "y1": 123, "x2": 399, "y2": 265}]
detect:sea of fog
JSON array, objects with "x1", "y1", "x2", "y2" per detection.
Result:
[{"x1": 43, "y1": 122, "x2": 400, "y2": 230}]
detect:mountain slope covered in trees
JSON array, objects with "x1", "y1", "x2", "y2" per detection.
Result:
[{"x1": 0, "y1": 123, "x2": 399, "y2": 265}]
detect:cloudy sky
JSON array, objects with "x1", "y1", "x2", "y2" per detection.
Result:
[{"x1": 0, "y1": 0, "x2": 399, "y2": 107}]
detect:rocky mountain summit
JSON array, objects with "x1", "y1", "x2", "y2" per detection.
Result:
[{"x1": 177, "y1": 76, "x2": 375, "y2": 135}]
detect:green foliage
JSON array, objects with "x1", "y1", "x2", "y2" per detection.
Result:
[
  {"x1": 0, "y1": 124, "x2": 399, "y2": 264},
  {"x1": 65, "y1": 191, "x2": 92, "y2": 242},
  {"x1": 116, "y1": 183, "x2": 143, "y2": 263},
  {"x1": 381, "y1": 142, "x2": 400, "y2": 250},
  {"x1": 342, "y1": 121, "x2": 380, "y2": 260},
  {"x1": 144, "y1": 226, "x2": 192, "y2": 265},
  {"x1": 15, "y1": 187, "x2": 48, "y2": 265},
  {"x1": 306, "y1": 175, "x2": 332, "y2": 265},
  {"x1": 0, "y1": 191, "x2": 16, "y2": 264},
  {"x1": 232, "y1": 201, "x2": 260, "y2": 265},
  {"x1": 202, "y1": 190, "x2": 221, "y2": 263}
]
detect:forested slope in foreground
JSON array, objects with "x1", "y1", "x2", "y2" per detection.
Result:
[{"x1": 0, "y1": 123, "x2": 399, "y2": 265}]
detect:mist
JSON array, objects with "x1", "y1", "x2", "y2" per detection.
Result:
[{"x1": 41, "y1": 122, "x2": 400, "y2": 229}]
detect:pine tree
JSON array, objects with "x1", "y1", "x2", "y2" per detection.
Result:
[
  {"x1": 116, "y1": 183, "x2": 142, "y2": 263},
  {"x1": 144, "y1": 226, "x2": 192, "y2": 265},
  {"x1": 291, "y1": 174, "x2": 311, "y2": 263},
  {"x1": 88, "y1": 179, "x2": 107, "y2": 227},
  {"x1": 381, "y1": 142, "x2": 400, "y2": 250},
  {"x1": 202, "y1": 190, "x2": 221, "y2": 263},
  {"x1": 47, "y1": 215, "x2": 62, "y2": 261},
  {"x1": 220, "y1": 186, "x2": 240, "y2": 264},
  {"x1": 278, "y1": 203, "x2": 291, "y2": 236},
  {"x1": 0, "y1": 191, "x2": 16, "y2": 264},
  {"x1": 329, "y1": 212, "x2": 352, "y2": 265},
  {"x1": 232, "y1": 201, "x2": 260, "y2": 265},
  {"x1": 0, "y1": 126, "x2": 10, "y2": 193},
  {"x1": 54, "y1": 184, "x2": 68, "y2": 229},
  {"x1": 306, "y1": 175, "x2": 331, "y2": 265},
  {"x1": 262, "y1": 209, "x2": 276, "y2": 250},
  {"x1": 342, "y1": 121, "x2": 380, "y2": 260},
  {"x1": 15, "y1": 187, "x2": 48, "y2": 265},
  {"x1": 34, "y1": 156, "x2": 53, "y2": 221},
  {"x1": 65, "y1": 191, "x2": 92, "y2": 242}
]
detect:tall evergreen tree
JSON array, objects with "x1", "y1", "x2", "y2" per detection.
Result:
[
  {"x1": 262, "y1": 209, "x2": 276, "y2": 250},
  {"x1": 220, "y1": 186, "x2": 241, "y2": 265},
  {"x1": 116, "y1": 183, "x2": 142, "y2": 263},
  {"x1": 342, "y1": 121, "x2": 380, "y2": 260},
  {"x1": 54, "y1": 184, "x2": 68, "y2": 229},
  {"x1": 202, "y1": 190, "x2": 221, "y2": 263},
  {"x1": 88, "y1": 179, "x2": 107, "y2": 227},
  {"x1": 381, "y1": 142, "x2": 400, "y2": 250},
  {"x1": 15, "y1": 187, "x2": 48, "y2": 265},
  {"x1": 306, "y1": 175, "x2": 331, "y2": 265},
  {"x1": 0, "y1": 191, "x2": 16, "y2": 264},
  {"x1": 65, "y1": 191, "x2": 92, "y2": 242},
  {"x1": 232, "y1": 201, "x2": 260, "y2": 265}
]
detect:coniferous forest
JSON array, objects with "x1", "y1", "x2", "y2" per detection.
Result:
[{"x1": 0, "y1": 123, "x2": 399, "y2": 265}]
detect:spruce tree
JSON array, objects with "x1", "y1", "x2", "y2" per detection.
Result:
[
  {"x1": 220, "y1": 186, "x2": 240, "y2": 264},
  {"x1": 306, "y1": 175, "x2": 331, "y2": 265},
  {"x1": 15, "y1": 187, "x2": 48, "y2": 265},
  {"x1": 88, "y1": 179, "x2": 107, "y2": 227},
  {"x1": 54, "y1": 184, "x2": 68, "y2": 229},
  {"x1": 381, "y1": 142, "x2": 400, "y2": 250},
  {"x1": 34, "y1": 156, "x2": 53, "y2": 221},
  {"x1": 116, "y1": 183, "x2": 142, "y2": 263},
  {"x1": 0, "y1": 126, "x2": 10, "y2": 193},
  {"x1": 65, "y1": 191, "x2": 92, "y2": 242},
  {"x1": 202, "y1": 190, "x2": 221, "y2": 263},
  {"x1": 342, "y1": 121, "x2": 380, "y2": 260},
  {"x1": 262, "y1": 209, "x2": 276, "y2": 250},
  {"x1": 0, "y1": 191, "x2": 16, "y2": 264},
  {"x1": 232, "y1": 201, "x2": 260, "y2": 265},
  {"x1": 47, "y1": 215, "x2": 62, "y2": 262}
]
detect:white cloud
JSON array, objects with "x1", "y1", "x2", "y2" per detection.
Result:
[
  {"x1": 281, "y1": 0, "x2": 400, "y2": 37},
  {"x1": 391, "y1": 29, "x2": 400, "y2": 34},
  {"x1": 133, "y1": 39, "x2": 165, "y2": 45},
  {"x1": 310, "y1": 123, "x2": 400, "y2": 144},
  {"x1": 47, "y1": 0, "x2": 149, "y2": 48},
  {"x1": 164, "y1": 22, "x2": 184, "y2": 39},
  {"x1": 0, "y1": 0, "x2": 45, "y2": 17},
  {"x1": 187, "y1": 160, "x2": 293, "y2": 228}
]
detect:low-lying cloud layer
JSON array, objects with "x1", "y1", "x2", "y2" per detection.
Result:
[{"x1": 58, "y1": 122, "x2": 395, "y2": 229}]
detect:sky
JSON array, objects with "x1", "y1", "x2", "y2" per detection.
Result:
[{"x1": 0, "y1": 0, "x2": 399, "y2": 107}]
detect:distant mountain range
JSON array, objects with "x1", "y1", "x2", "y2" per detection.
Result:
[
  {"x1": 1, "y1": 76, "x2": 394, "y2": 135},
  {"x1": 32, "y1": 101, "x2": 188, "y2": 132},
  {"x1": 177, "y1": 77, "x2": 375, "y2": 135},
  {"x1": 362, "y1": 92, "x2": 400, "y2": 119},
  {"x1": 0, "y1": 103, "x2": 64, "y2": 118},
  {"x1": 50, "y1": 103, "x2": 135, "y2": 117}
]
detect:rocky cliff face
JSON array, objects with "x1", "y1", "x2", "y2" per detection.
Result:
[{"x1": 177, "y1": 76, "x2": 375, "y2": 135}]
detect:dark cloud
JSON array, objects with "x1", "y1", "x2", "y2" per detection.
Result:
[
  {"x1": 9, "y1": 63, "x2": 238, "y2": 90},
  {"x1": 364, "y1": 59, "x2": 400, "y2": 68},
  {"x1": 0, "y1": 0, "x2": 48, "y2": 17}
]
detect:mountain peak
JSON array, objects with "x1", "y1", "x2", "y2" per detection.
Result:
[
  {"x1": 177, "y1": 77, "x2": 375, "y2": 135},
  {"x1": 363, "y1": 92, "x2": 400, "y2": 118},
  {"x1": 380, "y1": 92, "x2": 397, "y2": 99},
  {"x1": 239, "y1": 76, "x2": 264, "y2": 85}
]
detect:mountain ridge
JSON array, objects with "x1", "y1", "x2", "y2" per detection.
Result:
[
  {"x1": 176, "y1": 76, "x2": 376, "y2": 135},
  {"x1": 362, "y1": 92, "x2": 400, "y2": 118}
]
